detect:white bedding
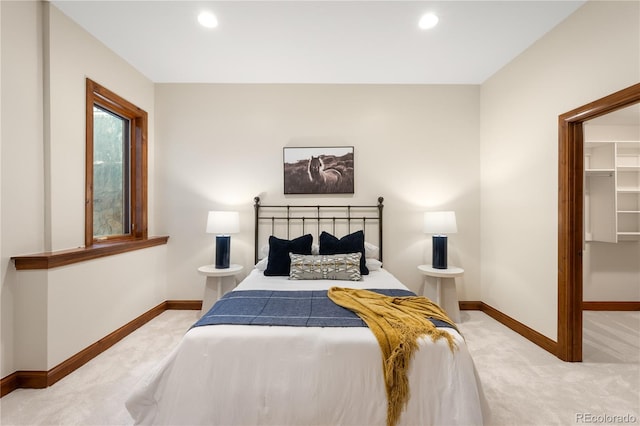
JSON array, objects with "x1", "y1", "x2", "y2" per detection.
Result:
[{"x1": 126, "y1": 269, "x2": 489, "y2": 426}]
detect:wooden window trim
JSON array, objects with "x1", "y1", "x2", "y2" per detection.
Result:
[
  {"x1": 86, "y1": 78, "x2": 148, "y2": 246},
  {"x1": 11, "y1": 236, "x2": 169, "y2": 270},
  {"x1": 10, "y1": 80, "x2": 165, "y2": 271}
]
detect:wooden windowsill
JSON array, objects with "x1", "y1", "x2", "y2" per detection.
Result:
[{"x1": 11, "y1": 236, "x2": 169, "y2": 270}]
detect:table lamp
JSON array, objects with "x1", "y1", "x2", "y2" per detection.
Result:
[
  {"x1": 206, "y1": 211, "x2": 240, "y2": 269},
  {"x1": 423, "y1": 211, "x2": 457, "y2": 269}
]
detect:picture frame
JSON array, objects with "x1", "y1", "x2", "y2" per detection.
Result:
[{"x1": 283, "y1": 146, "x2": 354, "y2": 194}]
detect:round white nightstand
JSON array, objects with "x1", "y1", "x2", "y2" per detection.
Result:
[
  {"x1": 197, "y1": 264, "x2": 243, "y2": 317},
  {"x1": 417, "y1": 264, "x2": 464, "y2": 322}
]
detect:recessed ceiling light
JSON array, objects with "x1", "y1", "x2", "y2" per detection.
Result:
[
  {"x1": 419, "y1": 13, "x2": 439, "y2": 30},
  {"x1": 198, "y1": 11, "x2": 218, "y2": 29}
]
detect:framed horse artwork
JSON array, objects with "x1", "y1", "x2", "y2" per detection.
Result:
[{"x1": 283, "y1": 146, "x2": 355, "y2": 194}]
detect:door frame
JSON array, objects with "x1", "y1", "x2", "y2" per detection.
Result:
[{"x1": 557, "y1": 82, "x2": 640, "y2": 362}]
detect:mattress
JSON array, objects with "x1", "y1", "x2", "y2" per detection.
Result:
[{"x1": 126, "y1": 268, "x2": 489, "y2": 425}]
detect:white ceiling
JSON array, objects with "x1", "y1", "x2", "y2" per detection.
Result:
[{"x1": 51, "y1": 0, "x2": 586, "y2": 84}]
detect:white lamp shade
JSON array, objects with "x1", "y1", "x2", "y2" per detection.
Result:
[
  {"x1": 206, "y1": 211, "x2": 240, "y2": 234},
  {"x1": 423, "y1": 211, "x2": 457, "y2": 235}
]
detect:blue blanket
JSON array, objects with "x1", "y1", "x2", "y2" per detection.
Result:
[{"x1": 193, "y1": 289, "x2": 453, "y2": 329}]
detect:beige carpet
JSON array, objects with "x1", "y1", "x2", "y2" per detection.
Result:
[
  {"x1": 459, "y1": 310, "x2": 639, "y2": 425},
  {"x1": 1, "y1": 309, "x2": 638, "y2": 425},
  {"x1": 0, "y1": 310, "x2": 200, "y2": 426}
]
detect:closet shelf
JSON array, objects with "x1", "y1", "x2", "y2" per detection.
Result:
[
  {"x1": 586, "y1": 169, "x2": 614, "y2": 176},
  {"x1": 585, "y1": 140, "x2": 640, "y2": 243}
]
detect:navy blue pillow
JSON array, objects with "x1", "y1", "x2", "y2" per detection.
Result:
[
  {"x1": 264, "y1": 234, "x2": 313, "y2": 276},
  {"x1": 319, "y1": 230, "x2": 369, "y2": 275}
]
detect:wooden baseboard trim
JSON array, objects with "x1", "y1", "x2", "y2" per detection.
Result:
[
  {"x1": 463, "y1": 300, "x2": 638, "y2": 357},
  {"x1": 47, "y1": 301, "x2": 168, "y2": 388},
  {"x1": 479, "y1": 302, "x2": 558, "y2": 355},
  {"x1": 583, "y1": 301, "x2": 640, "y2": 311},
  {"x1": 1, "y1": 373, "x2": 19, "y2": 398},
  {"x1": 1, "y1": 368, "x2": 50, "y2": 398},
  {"x1": 459, "y1": 301, "x2": 482, "y2": 310},
  {"x1": 459, "y1": 300, "x2": 558, "y2": 356},
  {"x1": 1, "y1": 300, "x2": 201, "y2": 397},
  {"x1": 166, "y1": 300, "x2": 202, "y2": 310}
]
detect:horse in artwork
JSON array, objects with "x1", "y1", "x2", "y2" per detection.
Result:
[{"x1": 307, "y1": 156, "x2": 342, "y2": 189}]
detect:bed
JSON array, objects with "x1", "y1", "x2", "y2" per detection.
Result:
[{"x1": 126, "y1": 197, "x2": 489, "y2": 426}]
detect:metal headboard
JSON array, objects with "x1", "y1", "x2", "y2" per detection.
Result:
[{"x1": 254, "y1": 196, "x2": 384, "y2": 264}]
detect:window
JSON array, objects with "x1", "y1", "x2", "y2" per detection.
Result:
[
  {"x1": 86, "y1": 79, "x2": 147, "y2": 246},
  {"x1": 92, "y1": 105, "x2": 130, "y2": 237},
  {"x1": 11, "y1": 79, "x2": 162, "y2": 270}
]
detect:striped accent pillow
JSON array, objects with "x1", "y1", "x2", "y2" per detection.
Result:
[{"x1": 289, "y1": 253, "x2": 362, "y2": 281}]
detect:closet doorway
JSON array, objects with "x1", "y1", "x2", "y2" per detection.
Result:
[
  {"x1": 558, "y1": 82, "x2": 640, "y2": 362},
  {"x1": 582, "y1": 106, "x2": 640, "y2": 361}
]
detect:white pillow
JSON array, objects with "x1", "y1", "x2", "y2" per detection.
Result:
[
  {"x1": 364, "y1": 241, "x2": 380, "y2": 259},
  {"x1": 255, "y1": 257, "x2": 268, "y2": 271},
  {"x1": 365, "y1": 258, "x2": 382, "y2": 271}
]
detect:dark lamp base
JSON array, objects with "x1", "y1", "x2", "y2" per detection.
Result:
[
  {"x1": 432, "y1": 235, "x2": 448, "y2": 269},
  {"x1": 215, "y1": 236, "x2": 231, "y2": 269}
]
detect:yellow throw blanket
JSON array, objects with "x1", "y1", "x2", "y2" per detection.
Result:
[{"x1": 328, "y1": 287, "x2": 459, "y2": 426}]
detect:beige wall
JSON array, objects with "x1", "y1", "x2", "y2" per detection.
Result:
[
  {"x1": 44, "y1": 4, "x2": 168, "y2": 369},
  {"x1": 1, "y1": 2, "x2": 167, "y2": 375},
  {"x1": 2, "y1": 0, "x2": 638, "y2": 379},
  {"x1": 155, "y1": 84, "x2": 481, "y2": 303},
  {"x1": 480, "y1": 0, "x2": 640, "y2": 340},
  {"x1": 47, "y1": 6, "x2": 158, "y2": 251},
  {"x1": 1, "y1": 0, "x2": 46, "y2": 377}
]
